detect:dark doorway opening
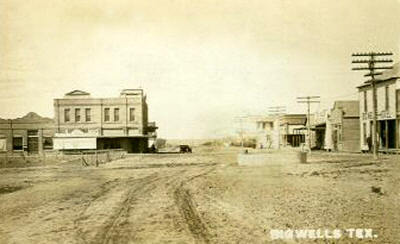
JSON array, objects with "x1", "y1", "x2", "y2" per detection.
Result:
[
  {"x1": 28, "y1": 137, "x2": 39, "y2": 154},
  {"x1": 379, "y1": 120, "x2": 396, "y2": 149}
]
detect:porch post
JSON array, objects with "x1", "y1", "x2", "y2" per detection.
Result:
[
  {"x1": 396, "y1": 119, "x2": 399, "y2": 149},
  {"x1": 385, "y1": 120, "x2": 389, "y2": 149}
]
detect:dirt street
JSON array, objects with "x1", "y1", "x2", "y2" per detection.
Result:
[{"x1": 0, "y1": 147, "x2": 399, "y2": 243}]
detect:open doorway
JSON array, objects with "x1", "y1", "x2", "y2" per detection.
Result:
[{"x1": 379, "y1": 120, "x2": 396, "y2": 149}]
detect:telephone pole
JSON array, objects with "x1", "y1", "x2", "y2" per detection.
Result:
[
  {"x1": 297, "y1": 96, "x2": 320, "y2": 152},
  {"x1": 267, "y1": 106, "x2": 286, "y2": 149},
  {"x1": 352, "y1": 52, "x2": 393, "y2": 160}
]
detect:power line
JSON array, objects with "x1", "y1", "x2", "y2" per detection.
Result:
[
  {"x1": 297, "y1": 96, "x2": 320, "y2": 153},
  {"x1": 351, "y1": 51, "x2": 393, "y2": 159}
]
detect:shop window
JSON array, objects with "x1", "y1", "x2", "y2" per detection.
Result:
[
  {"x1": 0, "y1": 138, "x2": 6, "y2": 151},
  {"x1": 13, "y1": 137, "x2": 23, "y2": 151},
  {"x1": 43, "y1": 137, "x2": 53, "y2": 150}
]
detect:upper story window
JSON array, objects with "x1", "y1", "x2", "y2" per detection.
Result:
[
  {"x1": 129, "y1": 108, "x2": 135, "y2": 121},
  {"x1": 85, "y1": 108, "x2": 91, "y2": 122},
  {"x1": 385, "y1": 86, "x2": 389, "y2": 111},
  {"x1": 114, "y1": 108, "x2": 120, "y2": 121},
  {"x1": 64, "y1": 108, "x2": 70, "y2": 122},
  {"x1": 397, "y1": 90, "x2": 400, "y2": 112},
  {"x1": 75, "y1": 108, "x2": 81, "y2": 122},
  {"x1": 363, "y1": 91, "x2": 367, "y2": 113},
  {"x1": 104, "y1": 108, "x2": 110, "y2": 122}
]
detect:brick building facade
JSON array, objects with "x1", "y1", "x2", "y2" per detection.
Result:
[
  {"x1": 53, "y1": 89, "x2": 157, "y2": 153},
  {"x1": 0, "y1": 112, "x2": 55, "y2": 154}
]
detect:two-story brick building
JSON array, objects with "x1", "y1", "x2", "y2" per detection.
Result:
[
  {"x1": 53, "y1": 89, "x2": 157, "y2": 153},
  {"x1": 358, "y1": 63, "x2": 400, "y2": 151}
]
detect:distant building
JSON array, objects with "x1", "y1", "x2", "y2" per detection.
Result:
[
  {"x1": 0, "y1": 112, "x2": 55, "y2": 154},
  {"x1": 358, "y1": 63, "x2": 400, "y2": 151},
  {"x1": 329, "y1": 101, "x2": 360, "y2": 152},
  {"x1": 280, "y1": 114, "x2": 307, "y2": 147},
  {"x1": 255, "y1": 116, "x2": 278, "y2": 149},
  {"x1": 53, "y1": 89, "x2": 158, "y2": 153},
  {"x1": 255, "y1": 114, "x2": 306, "y2": 148},
  {"x1": 308, "y1": 110, "x2": 331, "y2": 150}
]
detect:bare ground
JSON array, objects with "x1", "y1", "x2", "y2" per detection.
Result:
[{"x1": 0, "y1": 148, "x2": 399, "y2": 243}]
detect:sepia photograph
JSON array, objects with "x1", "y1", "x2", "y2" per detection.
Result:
[{"x1": 0, "y1": 0, "x2": 399, "y2": 243}]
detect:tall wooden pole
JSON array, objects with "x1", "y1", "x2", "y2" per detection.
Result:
[
  {"x1": 297, "y1": 96, "x2": 320, "y2": 153},
  {"x1": 352, "y1": 52, "x2": 393, "y2": 159}
]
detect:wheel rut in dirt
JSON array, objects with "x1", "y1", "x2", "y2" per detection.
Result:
[
  {"x1": 74, "y1": 173, "x2": 160, "y2": 244},
  {"x1": 173, "y1": 167, "x2": 216, "y2": 243}
]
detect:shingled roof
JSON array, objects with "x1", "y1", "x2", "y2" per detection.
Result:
[{"x1": 333, "y1": 100, "x2": 359, "y2": 117}]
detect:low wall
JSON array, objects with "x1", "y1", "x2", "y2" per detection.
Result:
[{"x1": 237, "y1": 150, "x2": 306, "y2": 166}]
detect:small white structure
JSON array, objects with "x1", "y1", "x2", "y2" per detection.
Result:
[{"x1": 53, "y1": 129, "x2": 98, "y2": 150}]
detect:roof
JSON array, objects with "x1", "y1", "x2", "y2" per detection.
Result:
[
  {"x1": 256, "y1": 116, "x2": 276, "y2": 122},
  {"x1": 65, "y1": 90, "x2": 91, "y2": 96},
  {"x1": 280, "y1": 114, "x2": 307, "y2": 125},
  {"x1": 357, "y1": 62, "x2": 400, "y2": 89},
  {"x1": 0, "y1": 112, "x2": 54, "y2": 124},
  {"x1": 332, "y1": 100, "x2": 359, "y2": 117}
]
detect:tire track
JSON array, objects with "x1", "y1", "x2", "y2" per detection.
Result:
[
  {"x1": 173, "y1": 167, "x2": 217, "y2": 244},
  {"x1": 99, "y1": 174, "x2": 160, "y2": 244},
  {"x1": 73, "y1": 173, "x2": 159, "y2": 244}
]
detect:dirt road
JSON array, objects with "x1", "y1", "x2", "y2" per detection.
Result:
[{"x1": 0, "y1": 148, "x2": 399, "y2": 243}]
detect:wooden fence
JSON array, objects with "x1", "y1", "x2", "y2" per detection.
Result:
[{"x1": 0, "y1": 149, "x2": 126, "y2": 168}]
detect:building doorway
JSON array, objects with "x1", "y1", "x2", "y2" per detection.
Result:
[
  {"x1": 27, "y1": 130, "x2": 39, "y2": 154},
  {"x1": 286, "y1": 134, "x2": 305, "y2": 147},
  {"x1": 379, "y1": 120, "x2": 396, "y2": 149},
  {"x1": 27, "y1": 137, "x2": 39, "y2": 154}
]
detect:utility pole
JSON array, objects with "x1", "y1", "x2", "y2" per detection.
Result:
[
  {"x1": 352, "y1": 52, "x2": 393, "y2": 160},
  {"x1": 267, "y1": 106, "x2": 286, "y2": 149},
  {"x1": 234, "y1": 115, "x2": 249, "y2": 150},
  {"x1": 297, "y1": 96, "x2": 320, "y2": 153}
]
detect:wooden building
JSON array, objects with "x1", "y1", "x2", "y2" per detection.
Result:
[
  {"x1": 279, "y1": 114, "x2": 307, "y2": 147},
  {"x1": 357, "y1": 63, "x2": 400, "y2": 152},
  {"x1": 329, "y1": 101, "x2": 360, "y2": 152}
]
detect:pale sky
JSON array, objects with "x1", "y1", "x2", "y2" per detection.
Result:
[{"x1": 1, "y1": 0, "x2": 400, "y2": 139}]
